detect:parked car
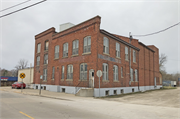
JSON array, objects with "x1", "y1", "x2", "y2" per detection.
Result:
[{"x1": 12, "y1": 82, "x2": 26, "y2": 89}]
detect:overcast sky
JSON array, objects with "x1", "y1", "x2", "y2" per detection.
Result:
[{"x1": 0, "y1": 0, "x2": 179, "y2": 74}]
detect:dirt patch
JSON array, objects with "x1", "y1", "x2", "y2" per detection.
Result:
[{"x1": 103, "y1": 87, "x2": 180, "y2": 108}]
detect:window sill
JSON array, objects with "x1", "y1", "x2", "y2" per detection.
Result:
[
  {"x1": 66, "y1": 79, "x2": 73, "y2": 81},
  {"x1": 133, "y1": 62, "x2": 137, "y2": 64},
  {"x1": 103, "y1": 53, "x2": 110, "y2": 56},
  {"x1": 71, "y1": 54, "x2": 79, "y2": 57},
  {"x1": 36, "y1": 65, "x2": 40, "y2": 67},
  {"x1": 125, "y1": 59, "x2": 129, "y2": 62},
  {"x1": 116, "y1": 57, "x2": 121, "y2": 59},
  {"x1": 54, "y1": 58, "x2": 59, "y2": 60},
  {"x1": 113, "y1": 80, "x2": 119, "y2": 82},
  {"x1": 42, "y1": 80, "x2": 47, "y2": 82},
  {"x1": 121, "y1": 77, "x2": 124, "y2": 78},
  {"x1": 102, "y1": 80, "x2": 109, "y2": 82},
  {"x1": 78, "y1": 80, "x2": 87, "y2": 81},
  {"x1": 51, "y1": 79, "x2": 54, "y2": 81},
  {"x1": 44, "y1": 64, "x2": 48, "y2": 66},
  {"x1": 36, "y1": 53, "x2": 40, "y2": 55},
  {"x1": 61, "y1": 79, "x2": 64, "y2": 81},
  {"x1": 82, "y1": 52, "x2": 91, "y2": 55},
  {"x1": 44, "y1": 50, "x2": 48, "y2": 52},
  {"x1": 62, "y1": 56, "x2": 68, "y2": 59}
]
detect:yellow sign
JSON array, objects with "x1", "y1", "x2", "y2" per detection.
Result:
[{"x1": 20, "y1": 73, "x2": 26, "y2": 79}]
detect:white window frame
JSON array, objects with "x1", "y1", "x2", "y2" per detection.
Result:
[
  {"x1": 103, "y1": 63, "x2": 108, "y2": 80},
  {"x1": 133, "y1": 50, "x2": 136, "y2": 63},
  {"x1": 135, "y1": 69, "x2": 138, "y2": 81},
  {"x1": 52, "y1": 67, "x2": 55, "y2": 79},
  {"x1": 121, "y1": 67, "x2": 123, "y2": 78},
  {"x1": 61, "y1": 66, "x2": 64, "y2": 79},
  {"x1": 54, "y1": 45, "x2": 59, "y2": 59},
  {"x1": 116, "y1": 43, "x2": 120, "y2": 58},
  {"x1": 113, "y1": 65, "x2": 118, "y2": 81},
  {"x1": 44, "y1": 54, "x2": 48, "y2": 64},
  {"x1": 80, "y1": 63, "x2": 87, "y2": 80},
  {"x1": 125, "y1": 46, "x2": 128, "y2": 60},
  {"x1": 36, "y1": 56, "x2": 40, "y2": 66},
  {"x1": 73, "y1": 40, "x2": 79, "y2": 55},
  {"x1": 43, "y1": 69, "x2": 47, "y2": 81},
  {"x1": 83, "y1": 36, "x2": 91, "y2": 53},
  {"x1": 103, "y1": 37, "x2": 109, "y2": 54},
  {"x1": 45, "y1": 41, "x2": 49, "y2": 51},
  {"x1": 63, "y1": 43, "x2": 68, "y2": 57},
  {"x1": 130, "y1": 68, "x2": 133, "y2": 81},
  {"x1": 37, "y1": 43, "x2": 41, "y2": 53},
  {"x1": 67, "y1": 65, "x2": 73, "y2": 79}
]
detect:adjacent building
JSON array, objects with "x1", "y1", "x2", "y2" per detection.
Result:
[{"x1": 33, "y1": 16, "x2": 162, "y2": 97}]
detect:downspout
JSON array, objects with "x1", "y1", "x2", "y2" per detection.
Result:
[
  {"x1": 129, "y1": 33, "x2": 132, "y2": 87},
  {"x1": 138, "y1": 51, "x2": 140, "y2": 91},
  {"x1": 144, "y1": 47, "x2": 146, "y2": 91}
]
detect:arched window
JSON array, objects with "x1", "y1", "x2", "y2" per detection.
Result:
[
  {"x1": 113, "y1": 65, "x2": 118, "y2": 81},
  {"x1": 72, "y1": 40, "x2": 79, "y2": 55},
  {"x1": 103, "y1": 37, "x2": 109, "y2": 54},
  {"x1": 54, "y1": 45, "x2": 59, "y2": 59},
  {"x1": 44, "y1": 40, "x2": 49, "y2": 51},
  {"x1": 103, "y1": 63, "x2": 108, "y2": 80},
  {"x1": 116, "y1": 43, "x2": 120, "y2": 58},
  {"x1": 80, "y1": 63, "x2": 87, "y2": 80},
  {"x1": 83, "y1": 36, "x2": 91, "y2": 53},
  {"x1": 36, "y1": 56, "x2": 40, "y2": 66},
  {"x1": 63, "y1": 43, "x2": 68, "y2": 57}
]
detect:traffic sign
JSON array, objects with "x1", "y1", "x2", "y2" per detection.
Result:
[
  {"x1": 96, "y1": 70, "x2": 102, "y2": 78},
  {"x1": 20, "y1": 73, "x2": 26, "y2": 79}
]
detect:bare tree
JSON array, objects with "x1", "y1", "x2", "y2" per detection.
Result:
[
  {"x1": 159, "y1": 53, "x2": 167, "y2": 71},
  {"x1": 14, "y1": 59, "x2": 29, "y2": 76}
]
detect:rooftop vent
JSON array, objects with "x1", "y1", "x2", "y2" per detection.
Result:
[{"x1": 59, "y1": 23, "x2": 75, "y2": 32}]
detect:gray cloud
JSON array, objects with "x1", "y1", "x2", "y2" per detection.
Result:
[{"x1": 0, "y1": 0, "x2": 179, "y2": 74}]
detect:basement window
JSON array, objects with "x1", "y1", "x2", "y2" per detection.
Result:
[
  {"x1": 132, "y1": 88, "x2": 134, "y2": 92},
  {"x1": 36, "y1": 86, "x2": 38, "y2": 89},
  {"x1": 62, "y1": 88, "x2": 65, "y2": 93},
  {"x1": 44, "y1": 86, "x2": 46, "y2": 90},
  {"x1": 114, "y1": 90, "x2": 117, "y2": 95},
  {"x1": 121, "y1": 89, "x2": 124, "y2": 94},
  {"x1": 105, "y1": 90, "x2": 109, "y2": 96}
]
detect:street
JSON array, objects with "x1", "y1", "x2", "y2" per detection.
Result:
[
  {"x1": 0, "y1": 91, "x2": 119, "y2": 119},
  {"x1": 0, "y1": 87, "x2": 180, "y2": 119}
]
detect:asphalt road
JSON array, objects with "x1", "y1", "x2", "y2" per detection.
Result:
[{"x1": 0, "y1": 91, "x2": 119, "y2": 119}]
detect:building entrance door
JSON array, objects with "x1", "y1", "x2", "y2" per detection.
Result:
[{"x1": 89, "y1": 69, "x2": 94, "y2": 88}]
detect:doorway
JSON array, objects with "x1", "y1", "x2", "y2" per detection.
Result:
[{"x1": 89, "y1": 69, "x2": 94, "y2": 88}]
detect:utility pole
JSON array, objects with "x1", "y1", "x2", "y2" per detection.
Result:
[{"x1": 129, "y1": 32, "x2": 133, "y2": 86}]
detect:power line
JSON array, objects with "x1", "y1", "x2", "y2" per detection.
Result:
[
  {"x1": 132, "y1": 21, "x2": 180, "y2": 37},
  {"x1": 0, "y1": 0, "x2": 47, "y2": 18},
  {"x1": 0, "y1": 0, "x2": 31, "y2": 12}
]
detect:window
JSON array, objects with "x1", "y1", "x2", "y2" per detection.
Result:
[
  {"x1": 103, "y1": 37, "x2": 109, "y2": 54},
  {"x1": 130, "y1": 68, "x2": 133, "y2": 81},
  {"x1": 113, "y1": 65, "x2": 118, "y2": 81},
  {"x1": 43, "y1": 69, "x2": 47, "y2": 81},
  {"x1": 116, "y1": 43, "x2": 120, "y2": 57},
  {"x1": 36, "y1": 56, "x2": 40, "y2": 66},
  {"x1": 121, "y1": 67, "x2": 123, "y2": 77},
  {"x1": 67, "y1": 65, "x2": 73, "y2": 79},
  {"x1": 37, "y1": 43, "x2": 41, "y2": 53},
  {"x1": 103, "y1": 63, "x2": 108, "y2": 80},
  {"x1": 133, "y1": 50, "x2": 136, "y2": 62},
  {"x1": 54, "y1": 45, "x2": 59, "y2": 59},
  {"x1": 62, "y1": 66, "x2": 64, "y2": 79},
  {"x1": 135, "y1": 69, "x2": 138, "y2": 81},
  {"x1": 45, "y1": 41, "x2": 49, "y2": 51},
  {"x1": 80, "y1": 63, "x2": 87, "y2": 80},
  {"x1": 83, "y1": 36, "x2": 91, "y2": 53},
  {"x1": 63, "y1": 43, "x2": 68, "y2": 57},
  {"x1": 52, "y1": 67, "x2": 55, "y2": 79},
  {"x1": 125, "y1": 46, "x2": 128, "y2": 60},
  {"x1": 44, "y1": 54, "x2": 48, "y2": 64},
  {"x1": 72, "y1": 40, "x2": 79, "y2": 55}
]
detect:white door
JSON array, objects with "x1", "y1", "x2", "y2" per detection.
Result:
[{"x1": 89, "y1": 69, "x2": 94, "y2": 88}]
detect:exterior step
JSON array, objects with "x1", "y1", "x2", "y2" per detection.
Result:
[{"x1": 75, "y1": 88, "x2": 94, "y2": 97}]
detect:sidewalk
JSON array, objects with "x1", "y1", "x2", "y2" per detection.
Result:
[{"x1": 0, "y1": 87, "x2": 93, "y2": 101}]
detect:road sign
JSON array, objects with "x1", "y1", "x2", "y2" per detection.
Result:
[
  {"x1": 20, "y1": 73, "x2": 26, "y2": 79},
  {"x1": 96, "y1": 70, "x2": 102, "y2": 78}
]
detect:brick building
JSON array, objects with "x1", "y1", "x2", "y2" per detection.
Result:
[{"x1": 33, "y1": 16, "x2": 162, "y2": 97}]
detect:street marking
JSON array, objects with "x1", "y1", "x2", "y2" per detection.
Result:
[{"x1": 19, "y1": 111, "x2": 34, "y2": 119}]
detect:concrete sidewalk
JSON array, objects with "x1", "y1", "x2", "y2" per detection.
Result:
[{"x1": 0, "y1": 87, "x2": 93, "y2": 101}]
